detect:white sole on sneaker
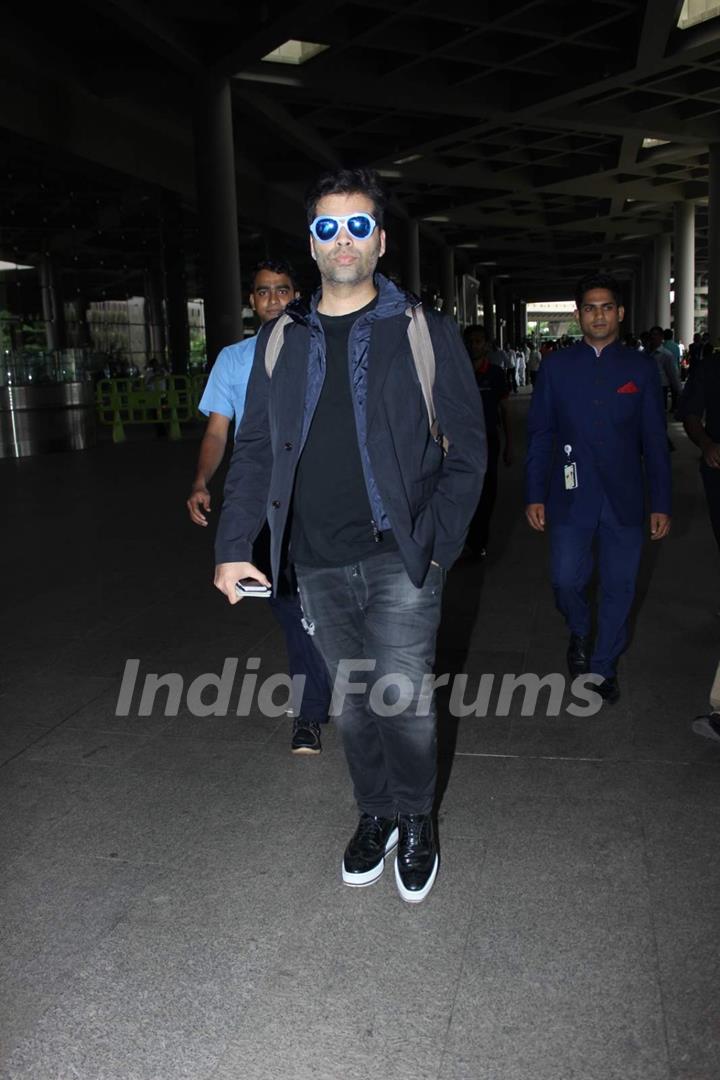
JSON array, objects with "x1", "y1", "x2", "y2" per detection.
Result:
[
  {"x1": 341, "y1": 826, "x2": 399, "y2": 887},
  {"x1": 395, "y1": 852, "x2": 439, "y2": 903}
]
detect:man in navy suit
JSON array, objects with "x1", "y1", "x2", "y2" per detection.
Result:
[{"x1": 525, "y1": 272, "x2": 672, "y2": 704}]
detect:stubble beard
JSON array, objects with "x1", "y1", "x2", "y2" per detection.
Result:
[{"x1": 317, "y1": 243, "x2": 379, "y2": 289}]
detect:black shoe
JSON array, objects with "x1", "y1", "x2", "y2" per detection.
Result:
[
  {"x1": 394, "y1": 814, "x2": 439, "y2": 904},
  {"x1": 567, "y1": 633, "x2": 591, "y2": 677},
  {"x1": 290, "y1": 718, "x2": 322, "y2": 755},
  {"x1": 342, "y1": 814, "x2": 398, "y2": 887},
  {"x1": 692, "y1": 713, "x2": 720, "y2": 743},
  {"x1": 595, "y1": 677, "x2": 620, "y2": 705}
]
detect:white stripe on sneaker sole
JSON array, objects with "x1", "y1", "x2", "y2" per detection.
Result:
[
  {"x1": 341, "y1": 827, "x2": 399, "y2": 887},
  {"x1": 395, "y1": 853, "x2": 439, "y2": 903}
]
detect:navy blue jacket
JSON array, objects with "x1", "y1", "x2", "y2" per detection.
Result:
[
  {"x1": 525, "y1": 339, "x2": 671, "y2": 526},
  {"x1": 215, "y1": 274, "x2": 487, "y2": 590}
]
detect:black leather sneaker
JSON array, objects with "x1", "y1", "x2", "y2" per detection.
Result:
[
  {"x1": 395, "y1": 814, "x2": 439, "y2": 904},
  {"x1": 342, "y1": 814, "x2": 399, "y2": 887},
  {"x1": 290, "y1": 718, "x2": 322, "y2": 755},
  {"x1": 596, "y1": 676, "x2": 620, "y2": 705},
  {"x1": 567, "y1": 633, "x2": 591, "y2": 677}
]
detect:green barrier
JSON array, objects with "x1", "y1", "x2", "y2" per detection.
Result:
[
  {"x1": 96, "y1": 376, "x2": 198, "y2": 442},
  {"x1": 190, "y1": 373, "x2": 209, "y2": 418}
]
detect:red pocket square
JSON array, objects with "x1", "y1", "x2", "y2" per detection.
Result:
[{"x1": 617, "y1": 381, "x2": 639, "y2": 394}]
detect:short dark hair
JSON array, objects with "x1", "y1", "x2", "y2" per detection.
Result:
[
  {"x1": 463, "y1": 323, "x2": 487, "y2": 345},
  {"x1": 663, "y1": 328, "x2": 674, "y2": 340},
  {"x1": 574, "y1": 272, "x2": 623, "y2": 310},
  {"x1": 251, "y1": 259, "x2": 297, "y2": 291},
  {"x1": 304, "y1": 168, "x2": 387, "y2": 229},
  {"x1": 649, "y1": 325, "x2": 664, "y2": 337}
]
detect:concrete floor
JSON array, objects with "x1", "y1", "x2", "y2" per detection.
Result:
[{"x1": 1, "y1": 391, "x2": 719, "y2": 1080}]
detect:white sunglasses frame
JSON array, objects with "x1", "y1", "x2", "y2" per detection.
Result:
[{"x1": 309, "y1": 212, "x2": 378, "y2": 243}]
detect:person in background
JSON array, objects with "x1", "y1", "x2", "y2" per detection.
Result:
[
  {"x1": 525, "y1": 272, "x2": 671, "y2": 705},
  {"x1": 187, "y1": 259, "x2": 332, "y2": 755},
  {"x1": 526, "y1": 341, "x2": 542, "y2": 388},
  {"x1": 463, "y1": 324, "x2": 513, "y2": 558},
  {"x1": 516, "y1": 342, "x2": 527, "y2": 388},
  {"x1": 505, "y1": 346, "x2": 518, "y2": 394},
  {"x1": 663, "y1": 329, "x2": 682, "y2": 398},
  {"x1": 648, "y1": 325, "x2": 680, "y2": 409},
  {"x1": 678, "y1": 349, "x2": 720, "y2": 579}
]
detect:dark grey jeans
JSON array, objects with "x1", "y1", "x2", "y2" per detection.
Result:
[{"x1": 295, "y1": 550, "x2": 444, "y2": 816}]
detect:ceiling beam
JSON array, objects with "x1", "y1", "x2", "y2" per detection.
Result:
[
  {"x1": 81, "y1": 0, "x2": 203, "y2": 74},
  {"x1": 232, "y1": 86, "x2": 341, "y2": 170}
]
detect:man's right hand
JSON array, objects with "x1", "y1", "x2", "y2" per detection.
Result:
[
  {"x1": 703, "y1": 442, "x2": 720, "y2": 469},
  {"x1": 214, "y1": 562, "x2": 270, "y2": 604},
  {"x1": 525, "y1": 503, "x2": 545, "y2": 531},
  {"x1": 187, "y1": 486, "x2": 211, "y2": 525}
]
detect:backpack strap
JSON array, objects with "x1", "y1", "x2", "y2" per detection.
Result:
[
  {"x1": 405, "y1": 304, "x2": 449, "y2": 455},
  {"x1": 264, "y1": 313, "x2": 293, "y2": 378}
]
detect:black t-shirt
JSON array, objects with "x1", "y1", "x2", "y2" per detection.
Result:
[
  {"x1": 290, "y1": 298, "x2": 398, "y2": 567},
  {"x1": 475, "y1": 361, "x2": 508, "y2": 442},
  {"x1": 678, "y1": 355, "x2": 720, "y2": 445}
]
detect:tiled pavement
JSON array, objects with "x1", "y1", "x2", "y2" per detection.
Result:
[{"x1": 1, "y1": 393, "x2": 718, "y2": 1080}]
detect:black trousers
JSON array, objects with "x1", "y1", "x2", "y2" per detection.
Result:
[
  {"x1": 467, "y1": 436, "x2": 500, "y2": 551},
  {"x1": 701, "y1": 463, "x2": 720, "y2": 552}
]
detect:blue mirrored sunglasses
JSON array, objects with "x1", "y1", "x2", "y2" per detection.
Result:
[{"x1": 309, "y1": 212, "x2": 377, "y2": 243}]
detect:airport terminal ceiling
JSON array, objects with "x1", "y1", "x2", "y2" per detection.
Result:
[{"x1": 0, "y1": 0, "x2": 719, "y2": 303}]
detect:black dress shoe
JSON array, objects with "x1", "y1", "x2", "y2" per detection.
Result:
[
  {"x1": 596, "y1": 677, "x2": 620, "y2": 704},
  {"x1": 342, "y1": 814, "x2": 398, "y2": 887},
  {"x1": 394, "y1": 814, "x2": 439, "y2": 904},
  {"x1": 567, "y1": 633, "x2": 591, "y2": 677}
]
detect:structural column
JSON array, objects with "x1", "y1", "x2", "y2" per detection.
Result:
[
  {"x1": 482, "y1": 275, "x2": 494, "y2": 335},
  {"x1": 160, "y1": 193, "x2": 189, "y2": 374},
  {"x1": 500, "y1": 289, "x2": 512, "y2": 347},
  {"x1": 514, "y1": 299, "x2": 526, "y2": 344},
  {"x1": 39, "y1": 255, "x2": 66, "y2": 353},
  {"x1": 654, "y1": 233, "x2": 672, "y2": 329},
  {"x1": 493, "y1": 285, "x2": 504, "y2": 345},
  {"x1": 674, "y1": 201, "x2": 695, "y2": 350},
  {"x1": 72, "y1": 294, "x2": 92, "y2": 349},
  {"x1": 708, "y1": 144, "x2": 720, "y2": 342},
  {"x1": 442, "y1": 246, "x2": 455, "y2": 317},
  {"x1": 641, "y1": 244, "x2": 656, "y2": 332},
  {"x1": 623, "y1": 272, "x2": 637, "y2": 336},
  {"x1": 194, "y1": 73, "x2": 244, "y2": 367},
  {"x1": 144, "y1": 264, "x2": 166, "y2": 363},
  {"x1": 405, "y1": 219, "x2": 421, "y2": 297}
]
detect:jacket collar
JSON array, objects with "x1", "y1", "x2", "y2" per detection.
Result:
[
  {"x1": 579, "y1": 337, "x2": 622, "y2": 359},
  {"x1": 285, "y1": 272, "x2": 418, "y2": 329}
]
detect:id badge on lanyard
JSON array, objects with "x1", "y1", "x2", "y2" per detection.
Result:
[{"x1": 563, "y1": 444, "x2": 578, "y2": 490}]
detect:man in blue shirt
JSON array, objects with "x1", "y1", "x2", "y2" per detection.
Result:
[
  {"x1": 525, "y1": 272, "x2": 672, "y2": 704},
  {"x1": 187, "y1": 259, "x2": 332, "y2": 753}
]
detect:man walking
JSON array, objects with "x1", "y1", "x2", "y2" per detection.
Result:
[
  {"x1": 187, "y1": 259, "x2": 332, "y2": 754},
  {"x1": 214, "y1": 168, "x2": 486, "y2": 902},
  {"x1": 648, "y1": 325, "x2": 682, "y2": 416},
  {"x1": 525, "y1": 272, "x2": 671, "y2": 704},
  {"x1": 463, "y1": 323, "x2": 513, "y2": 558},
  {"x1": 678, "y1": 357, "x2": 720, "y2": 743}
]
